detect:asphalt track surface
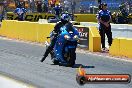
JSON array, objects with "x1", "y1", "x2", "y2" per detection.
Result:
[{"x1": 0, "y1": 38, "x2": 132, "y2": 88}]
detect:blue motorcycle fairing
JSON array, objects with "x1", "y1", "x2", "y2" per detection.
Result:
[
  {"x1": 53, "y1": 26, "x2": 79, "y2": 63},
  {"x1": 67, "y1": 46, "x2": 76, "y2": 48}
]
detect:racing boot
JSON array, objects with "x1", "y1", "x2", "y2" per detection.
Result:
[
  {"x1": 40, "y1": 50, "x2": 49, "y2": 62},
  {"x1": 40, "y1": 55, "x2": 47, "y2": 62},
  {"x1": 40, "y1": 51, "x2": 53, "y2": 62},
  {"x1": 40, "y1": 45, "x2": 53, "y2": 62}
]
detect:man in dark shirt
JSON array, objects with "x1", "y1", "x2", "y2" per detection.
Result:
[
  {"x1": 36, "y1": 1, "x2": 42, "y2": 13},
  {"x1": 97, "y1": 3, "x2": 112, "y2": 51}
]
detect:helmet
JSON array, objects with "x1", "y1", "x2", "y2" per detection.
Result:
[
  {"x1": 65, "y1": 22, "x2": 74, "y2": 32},
  {"x1": 61, "y1": 13, "x2": 70, "y2": 24},
  {"x1": 17, "y1": 3, "x2": 22, "y2": 8},
  {"x1": 102, "y1": 3, "x2": 107, "y2": 6}
]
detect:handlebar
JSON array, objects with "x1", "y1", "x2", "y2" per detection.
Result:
[{"x1": 47, "y1": 37, "x2": 50, "y2": 39}]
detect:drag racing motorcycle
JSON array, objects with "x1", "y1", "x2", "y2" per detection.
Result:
[{"x1": 45, "y1": 23, "x2": 79, "y2": 67}]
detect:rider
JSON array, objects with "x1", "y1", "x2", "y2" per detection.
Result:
[{"x1": 40, "y1": 13, "x2": 71, "y2": 62}]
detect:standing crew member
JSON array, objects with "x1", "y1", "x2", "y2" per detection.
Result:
[
  {"x1": 97, "y1": 3, "x2": 112, "y2": 51},
  {"x1": 54, "y1": 4, "x2": 61, "y2": 20},
  {"x1": 14, "y1": 3, "x2": 27, "y2": 21},
  {"x1": 40, "y1": 14, "x2": 70, "y2": 62}
]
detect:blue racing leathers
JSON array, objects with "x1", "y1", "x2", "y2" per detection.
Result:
[{"x1": 97, "y1": 10, "x2": 112, "y2": 48}]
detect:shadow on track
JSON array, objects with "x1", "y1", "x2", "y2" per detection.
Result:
[
  {"x1": 50, "y1": 63, "x2": 95, "y2": 68},
  {"x1": 72, "y1": 64, "x2": 95, "y2": 68}
]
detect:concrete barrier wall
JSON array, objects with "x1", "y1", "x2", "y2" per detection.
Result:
[
  {"x1": 109, "y1": 38, "x2": 132, "y2": 58},
  {"x1": 0, "y1": 20, "x2": 101, "y2": 52},
  {"x1": 89, "y1": 26, "x2": 101, "y2": 52},
  {"x1": 2, "y1": 20, "x2": 131, "y2": 57},
  {"x1": 0, "y1": 20, "x2": 55, "y2": 43}
]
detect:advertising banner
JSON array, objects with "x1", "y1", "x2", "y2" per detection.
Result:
[{"x1": 74, "y1": 26, "x2": 89, "y2": 49}]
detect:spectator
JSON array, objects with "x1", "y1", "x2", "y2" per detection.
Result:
[
  {"x1": 125, "y1": 2, "x2": 130, "y2": 13},
  {"x1": 43, "y1": 0, "x2": 48, "y2": 12},
  {"x1": 79, "y1": 6, "x2": 85, "y2": 13},
  {"x1": 50, "y1": 0, "x2": 56, "y2": 8},
  {"x1": 36, "y1": 1, "x2": 42, "y2": 13},
  {"x1": 64, "y1": 0, "x2": 70, "y2": 12},
  {"x1": 14, "y1": 3, "x2": 27, "y2": 21},
  {"x1": 71, "y1": 0, "x2": 76, "y2": 14},
  {"x1": 49, "y1": 0, "x2": 56, "y2": 13},
  {"x1": 30, "y1": 0, "x2": 35, "y2": 12},
  {"x1": 54, "y1": 4, "x2": 61, "y2": 20}
]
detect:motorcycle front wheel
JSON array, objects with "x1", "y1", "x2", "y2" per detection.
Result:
[{"x1": 67, "y1": 48, "x2": 76, "y2": 67}]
